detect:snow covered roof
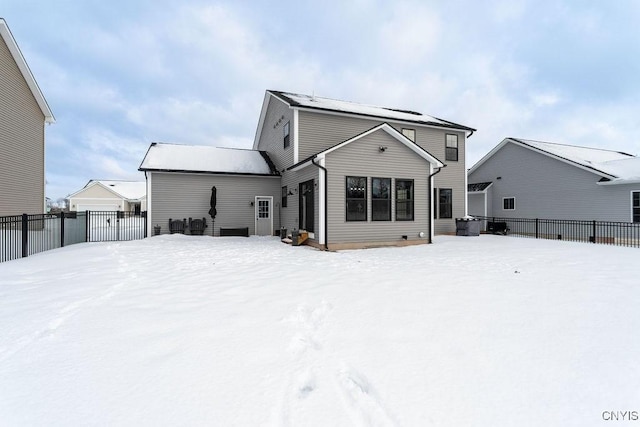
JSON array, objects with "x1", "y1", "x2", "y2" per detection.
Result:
[
  {"x1": 470, "y1": 137, "x2": 640, "y2": 184},
  {"x1": 91, "y1": 180, "x2": 146, "y2": 200},
  {"x1": 139, "y1": 143, "x2": 279, "y2": 176},
  {"x1": 268, "y1": 90, "x2": 475, "y2": 132},
  {"x1": 0, "y1": 18, "x2": 54, "y2": 123}
]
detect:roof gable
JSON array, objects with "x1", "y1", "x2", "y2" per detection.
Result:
[
  {"x1": 469, "y1": 137, "x2": 636, "y2": 180},
  {"x1": 139, "y1": 142, "x2": 279, "y2": 176},
  {"x1": 289, "y1": 123, "x2": 444, "y2": 170},
  {"x1": 67, "y1": 180, "x2": 146, "y2": 200},
  {"x1": 0, "y1": 18, "x2": 54, "y2": 123}
]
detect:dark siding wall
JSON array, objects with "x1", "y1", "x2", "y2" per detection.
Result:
[{"x1": 255, "y1": 96, "x2": 293, "y2": 172}]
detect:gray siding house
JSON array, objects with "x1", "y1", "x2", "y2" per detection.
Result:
[
  {"x1": 468, "y1": 138, "x2": 640, "y2": 223},
  {"x1": 0, "y1": 18, "x2": 55, "y2": 216},
  {"x1": 141, "y1": 90, "x2": 475, "y2": 249}
]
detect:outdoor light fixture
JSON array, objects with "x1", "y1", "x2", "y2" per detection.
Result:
[
  {"x1": 379, "y1": 146, "x2": 388, "y2": 152},
  {"x1": 418, "y1": 231, "x2": 425, "y2": 238}
]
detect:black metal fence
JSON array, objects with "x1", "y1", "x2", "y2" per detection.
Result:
[
  {"x1": 474, "y1": 215, "x2": 640, "y2": 248},
  {"x1": 1, "y1": 211, "x2": 147, "y2": 263}
]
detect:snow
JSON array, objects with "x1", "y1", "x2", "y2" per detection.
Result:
[
  {"x1": 1, "y1": 235, "x2": 639, "y2": 426},
  {"x1": 598, "y1": 157, "x2": 640, "y2": 183},
  {"x1": 91, "y1": 180, "x2": 146, "y2": 199},
  {"x1": 276, "y1": 91, "x2": 457, "y2": 129},
  {"x1": 139, "y1": 143, "x2": 275, "y2": 175},
  {"x1": 520, "y1": 138, "x2": 633, "y2": 165}
]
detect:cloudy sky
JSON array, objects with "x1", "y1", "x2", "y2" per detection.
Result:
[{"x1": 3, "y1": 0, "x2": 640, "y2": 201}]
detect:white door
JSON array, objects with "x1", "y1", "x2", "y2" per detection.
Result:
[{"x1": 255, "y1": 196, "x2": 273, "y2": 236}]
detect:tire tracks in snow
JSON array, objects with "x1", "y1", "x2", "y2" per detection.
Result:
[{"x1": 266, "y1": 300, "x2": 398, "y2": 427}]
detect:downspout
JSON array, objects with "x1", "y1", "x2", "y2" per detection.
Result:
[
  {"x1": 311, "y1": 157, "x2": 328, "y2": 251},
  {"x1": 428, "y1": 164, "x2": 447, "y2": 244}
]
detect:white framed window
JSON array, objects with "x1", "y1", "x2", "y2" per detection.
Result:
[
  {"x1": 503, "y1": 197, "x2": 515, "y2": 210},
  {"x1": 402, "y1": 128, "x2": 416, "y2": 142},
  {"x1": 445, "y1": 134, "x2": 458, "y2": 161},
  {"x1": 632, "y1": 191, "x2": 640, "y2": 223},
  {"x1": 283, "y1": 121, "x2": 290, "y2": 149}
]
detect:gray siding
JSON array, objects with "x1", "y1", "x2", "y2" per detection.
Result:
[
  {"x1": 255, "y1": 95, "x2": 294, "y2": 172},
  {"x1": 0, "y1": 35, "x2": 45, "y2": 215},
  {"x1": 298, "y1": 110, "x2": 466, "y2": 234},
  {"x1": 150, "y1": 172, "x2": 281, "y2": 236},
  {"x1": 468, "y1": 192, "x2": 486, "y2": 217},
  {"x1": 325, "y1": 129, "x2": 431, "y2": 244},
  {"x1": 468, "y1": 142, "x2": 640, "y2": 222}
]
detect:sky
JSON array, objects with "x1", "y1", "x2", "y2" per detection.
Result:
[{"x1": 3, "y1": 0, "x2": 640, "y2": 201}]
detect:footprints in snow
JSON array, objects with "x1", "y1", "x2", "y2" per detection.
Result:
[{"x1": 275, "y1": 301, "x2": 397, "y2": 426}]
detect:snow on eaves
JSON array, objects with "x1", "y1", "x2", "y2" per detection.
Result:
[
  {"x1": 270, "y1": 90, "x2": 475, "y2": 131},
  {"x1": 90, "y1": 180, "x2": 146, "y2": 199},
  {"x1": 139, "y1": 143, "x2": 277, "y2": 175}
]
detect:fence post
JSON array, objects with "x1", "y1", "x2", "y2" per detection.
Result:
[
  {"x1": 535, "y1": 218, "x2": 539, "y2": 239},
  {"x1": 60, "y1": 211, "x2": 66, "y2": 247},
  {"x1": 21, "y1": 213, "x2": 28, "y2": 258},
  {"x1": 592, "y1": 220, "x2": 597, "y2": 243},
  {"x1": 85, "y1": 211, "x2": 90, "y2": 242},
  {"x1": 144, "y1": 211, "x2": 148, "y2": 238}
]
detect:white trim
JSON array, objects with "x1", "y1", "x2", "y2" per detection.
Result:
[
  {"x1": 252, "y1": 92, "x2": 272, "y2": 149},
  {"x1": 146, "y1": 173, "x2": 153, "y2": 236},
  {"x1": 463, "y1": 135, "x2": 468, "y2": 217},
  {"x1": 318, "y1": 156, "x2": 326, "y2": 245},
  {"x1": 293, "y1": 108, "x2": 299, "y2": 164},
  {"x1": 430, "y1": 163, "x2": 435, "y2": 241},
  {"x1": 484, "y1": 191, "x2": 488, "y2": 217},
  {"x1": 0, "y1": 19, "x2": 54, "y2": 122},
  {"x1": 254, "y1": 196, "x2": 274, "y2": 236}
]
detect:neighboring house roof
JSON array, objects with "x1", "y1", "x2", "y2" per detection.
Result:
[
  {"x1": 289, "y1": 122, "x2": 444, "y2": 171},
  {"x1": 469, "y1": 137, "x2": 639, "y2": 184},
  {"x1": 67, "y1": 180, "x2": 146, "y2": 200},
  {"x1": 468, "y1": 182, "x2": 493, "y2": 192},
  {"x1": 0, "y1": 18, "x2": 55, "y2": 123},
  {"x1": 138, "y1": 142, "x2": 279, "y2": 176},
  {"x1": 253, "y1": 90, "x2": 475, "y2": 149}
]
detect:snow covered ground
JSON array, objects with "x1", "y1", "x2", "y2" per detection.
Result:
[{"x1": 0, "y1": 235, "x2": 638, "y2": 426}]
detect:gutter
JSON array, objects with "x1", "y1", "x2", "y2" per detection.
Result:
[
  {"x1": 428, "y1": 164, "x2": 447, "y2": 244},
  {"x1": 311, "y1": 157, "x2": 329, "y2": 251}
]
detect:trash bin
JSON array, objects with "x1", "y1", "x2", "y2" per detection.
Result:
[
  {"x1": 153, "y1": 225, "x2": 161, "y2": 236},
  {"x1": 280, "y1": 228, "x2": 287, "y2": 239},
  {"x1": 456, "y1": 217, "x2": 480, "y2": 236}
]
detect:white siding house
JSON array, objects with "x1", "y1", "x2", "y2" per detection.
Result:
[{"x1": 68, "y1": 180, "x2": 147, "y2": 213}]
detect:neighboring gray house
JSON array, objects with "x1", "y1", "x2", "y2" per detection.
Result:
[
  {"x1": 0, "y1": 18, "x2": 55, "y2": 216},
  {"x1": 468, "y1": 138, "x2": 640, "y2": 223},
  {"x1": 141, "y1": 90, "x2": 475, "y2": 249}
]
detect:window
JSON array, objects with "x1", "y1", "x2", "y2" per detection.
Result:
[
  {"x1": 633, "y1": 192, "x2": 640, "y2": 223},
  {"x1": 396, "y1": 179, "x2": 414, "y2": 221},
  {"x1": 372, "y1": 178, "x2": 391, "y2": 221},
  {"x1": 439, "y1": 188, "x2": 452, "y2": 219},
  {"x1": 346, "y1": 176, "x2": 367, "y2": 221},
  {"x1": 282, "y1": 186, "x2": 288, "y2": 208},
  {"x1": 503, "y1": 197, "x2": 515, "y2": 210},
  {"x1": 283, "y1": 121, "x2": 290, "y2": 149},
  {"x1": 402, "y1": 128, "x2": 416, "y2": 142},
  {"x1": 445, "y1": 134, "x2": 458, "y2": 161}
]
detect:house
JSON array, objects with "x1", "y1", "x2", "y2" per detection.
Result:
[
  {"x1": 139, "y1": 144, "x2": 281, "y2": 236},
  {"x1": 140, "y1": 90, "x2": 475, "y2": 249},
  {"x1": 0, "y1": 18, "x2": 55, "y2": 216},
  {"x1": 67, "y1": 180, "x2": 147, "y2": 214},
  {"x1": 468, "y1": 137, "x2": 640, "y2": 223}
]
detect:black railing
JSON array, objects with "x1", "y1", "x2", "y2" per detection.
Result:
[
  {"x1": 475, "y1": 215, "x2": 640, "y2": 248},
  {"x1": 1, "y1": 211, "x2": 147, "y2": 263}
]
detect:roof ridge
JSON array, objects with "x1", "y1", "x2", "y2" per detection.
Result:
[{"x1": 512, "y1": 137, "x2": 635, "y2": 157}]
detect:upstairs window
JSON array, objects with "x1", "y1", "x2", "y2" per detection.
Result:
[
  {"x1": 445, "y1": 134, "x2": 458, "y2": 161},
  {"x1": 633, "y1": 192, "x2": 640, "y2": 222},
  {"x1": 396, "y1": 179, "x2": 414, "y2": 221},
  {"x1": 439, "y1": 188, "x2": 452, "y2": 219},
  {"x1": 282, "y1": 186, "x2": 288, "y2": 208},
  {"x1": 372, "y1": 178, "x2": 391, "y2": 221},
  {"x1": 503, "y1": 197, "x2": 515, "y2": 210},
  {"x1": 346, "y1": 176, "x2": 367, "y2": 221},
  {"x1": 283, "y1": 121, "x2": 290, "y2": 149},
  {"x1": 402, "y1": 128, "x2": 416, "y2": 142}
]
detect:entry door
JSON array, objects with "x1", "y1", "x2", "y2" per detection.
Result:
[
  {"x1": 299, "y1": 180, "x2": 315, "y2": 232},
  {"x1": 255, "y1": 196, "x2": 273, "y2": 236}
]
